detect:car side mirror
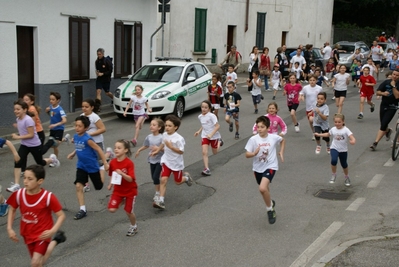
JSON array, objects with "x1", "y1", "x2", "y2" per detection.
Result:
[{"x1": 186, "y1": 76, "x2": 196, "y2": 83}]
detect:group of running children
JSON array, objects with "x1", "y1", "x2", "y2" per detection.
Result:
[{"x1": 6, "y1": 57, "x2": 394, "y2": 266}]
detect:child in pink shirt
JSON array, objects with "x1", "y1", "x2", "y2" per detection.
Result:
[
  {"x1": 283, "y1": 73, "x2": 302, "y2": 132},
  {"x1": 253, "y1": 102, "x2": 287, "y2": 136}
]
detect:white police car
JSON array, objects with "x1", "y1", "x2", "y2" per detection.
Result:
[{"x1": 113, "y1": 57, "x2": 212, "y2": 119}]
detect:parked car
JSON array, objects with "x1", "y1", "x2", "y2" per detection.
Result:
[
  {"x1": 284, "y1": 47, "x2": 326, "y2": 70},
  {"x1": 336, "y1": 41, "x2": 370, "y2": 69},
  {"x1": 374, "y1": 42, "x2": 398, "y2": 52},
  {"x1": 113, "y1": 57, "x2": 212, "y2": 119}
]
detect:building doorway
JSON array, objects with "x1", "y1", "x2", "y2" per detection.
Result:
[
  {"x1": 17, "y1": 26, "x2": 34, "y2": 97},
  {"x1": 226, "y1": 25, "x2": 236, "y2": 54}
]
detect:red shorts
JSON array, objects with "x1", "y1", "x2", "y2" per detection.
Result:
[
  {"x1": 201, "y1": 138, "x2": 219, "y2": 149},
  {"x1": 161, "y1": 164, "x2": 183, "y2": 183},
  {"x1": 360, "y1": 91, "x2": 373, "y2": 101},
  {"x1": 108, "y1": 194, "x2": 137, "y2": 213},
  {"x1": 306, "y1": 110, "x2": 314, "y2": 119},
  {"x1": 27, "y1": 240, "x2": 50, "y2": 257}
]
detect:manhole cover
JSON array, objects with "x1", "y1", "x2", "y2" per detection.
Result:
[{"x1": 314, "y1": 189, "x2": 352, "y2": 200}]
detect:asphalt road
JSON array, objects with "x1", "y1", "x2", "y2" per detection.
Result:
[{"x1": 0, "y1": 78, "x2": 398, "y2": 267}]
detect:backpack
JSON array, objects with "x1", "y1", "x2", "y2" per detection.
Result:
[{"x1": 105, "y1": 56, "x2": 113, "y2": 74}]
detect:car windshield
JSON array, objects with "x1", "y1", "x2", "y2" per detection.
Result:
[
  {"x1": 131, "y1": 65, "x2": 183, "y2": 83},
  {"x1": 312, "y1": 48, "x2": 322, "y2": 58},
  {"x1": 338, "y1": 45, "x2": 355, "y2": 54}
]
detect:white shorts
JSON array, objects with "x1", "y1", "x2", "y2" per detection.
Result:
[
  {"x1": 211, "y1": 104, "x2": 220, "y2": 110},
  {"x1": 272, "y1": 80, "x2": 280, "y2": 90}
]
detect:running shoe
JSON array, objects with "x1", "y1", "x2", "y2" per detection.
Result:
[
  {"x1": 294, "y1": 123, "x2": 300, "y2": 133},
  {"x1": 312, "y1": 135, "x2": 316, "y2": 141},
  {"x1": 255, "y1": 109, "x2": 258, "y2": 114},
  {"x1": 0, "y1": 203, "x2": 9, "y2": 217},
  {"x1": 332, "y1": 96, "x2": 335, "y2": 100},
  {"x1": 370, "y1": 142, "x2": 378, "y2": 151},
  {"x1": 83, "y1": 184, "x2": 90, "y2": 192},
  {"x1": 330, "y1": 174, "x2": 336, "y2": 184},
  {"x1": 267, "y1": 209, "x2": 276, "y2": 224},
  {"x1": 74, "y1": 209, "x2": 87, "y2": 220},
  {"x1": 153, "y1": 200, "x2": 165, "y2": 209},
  {"x1": 344, "y1": 177, "x2": 351, "y2": 187},
  {"x1": 126, "y1": 225, "x2": 138, "y2": 236},
  {"x1": 357, "y1": 113, "x2": 363, "y2": 119},
  {"x1": 53, "y1": 230, "x2": 67, "y2": 244},
  {"x1": 315, "y1": 146, "x2": 321, "y2": 155},
  {"x1": 272, "y1": 96, "x2": 276, "y2": 100},
  {"x1": 386, "y1": 128, "x2": 392, "y2": 141},
  {"x1": 153, "y1": 193, "x2": 160, "y2": 202},
  {"x1": 219, "y1": 138, "x2": 224, "y2": 147},
  {"x1": 131, "y1": 139, "x2": 137, "y2": 147},
  {"x1": 235, "y1": 132, "x2": 240, "y2": 140},
  {"x1": 260, "y1": 95, "x2": 264, "y2": 100},
  {"x1": 49, "y1": 136, "x2": 59, "y2": 148},
  {"x1": 184, "y1": 172, "x2": 194, "y2": 186},
  {"x1": 370, "y1": 103, "x2": 375, "y2": 113},
  {"x1": 326, "y1": 147, "x2": 331, "y2": 154},
  {"x1": 229, "y1": 122, "x2": 233, "y2": 132},
  {"x1": 64, "y1": 134, "x2": 72, "y2": 145},
  {"x1": 202, "y1": 168, "x2": 211, "y2": 176},
  {"x1": 49, "y1": 154, "x2": 60, "y2": 168},
  {"x1": 6, "y1": 183, "x2": 20, "y2": 193}
]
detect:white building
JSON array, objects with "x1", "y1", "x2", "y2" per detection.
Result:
[
  {"x1": 0, "y1": 0, "x2": 157, "y2": 126},
  {"x1": 158, "y1": 0, "x2": 334, "y2": 71}
]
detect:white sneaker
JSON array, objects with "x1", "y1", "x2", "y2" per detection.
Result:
[
  {"x1": 332, "y1": 96, "x2": 335, "y2": 100},
  {"x1": 83, "y1": 184, "x2": 90, "y2": 192},
  {"x1": 312, "y1": 135, "x2": 316, "y2": 141},
  {"x1": 294, "y1": 123, "x2": 300, "y2": 133},
  {"x1": 106, "y1": 147, "x2": 115, "y2": 161},
  {"x1": 49, "y1": 154, "x2": 60, "y2": 168},
  {"x1": 315, "y1": 146, "x2": 321, "y2": 155},
  {"x1": 64, "y1": 133, "x2": 71, "y2": 145},
  {"x1": 6, "y1": 183, "x2": 20, "y2": 193},
  {"x1": 153, "y1": 193, "x2": 160, "y2": 202}
]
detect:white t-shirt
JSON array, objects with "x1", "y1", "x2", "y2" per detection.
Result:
[
  {"x1": 198, "y1": 112, "x2": 221, "y2": 140},
  {"x1": 245, "y1": 134, "x2": 283, "y2": 172},
  {"x1": 333, "y1": 73, "x2": 350, "y2": 91},
  {"x1": 130, "y1": 95, "x2": 148, "y2": 115},
  {"x1": 329, "y1": 126, "x2": 353, "y2": 152},
  {"x1": 290, "y1": 55, "x2": 306, "y2": 69},
  {"x1": 80, "y1": 112, "x2": 103, "y2": 143},
  {"x1": 161, "y1": 132, "x2": 185, "y2": 171},
  {"x1": 292, "y1": 66, "x2": 303, "y2": 79},
  {"x1": 251, "y1": 78, "x2": 262, "y2": 96},
  {"x1": 370, "y1": 45, "x2": 383, "y2": 61},
  {"x1": 300, "y1": 84, "x2": 323, "y2": 111},
  {"x1": 362, "y1": 64, "x2": 375, "y2": 76},
  {"x1": 322, "y1": 46, "x2": 332, "y2": 60},
  {"x1": 271, "y1": 70, "x2": 281, "y2": 81}
]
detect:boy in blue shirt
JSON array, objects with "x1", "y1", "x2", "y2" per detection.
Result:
[{"x1": 42, "y1": 92, "x2": 67, "y2": 158}]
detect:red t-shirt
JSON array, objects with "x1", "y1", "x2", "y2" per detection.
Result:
[
  {"x1": 208, "y1": 84, "x2": 223, "y2": 104},
  {"x1": 7, "y1": 188, "x2": 62, "y2": 244},
  {"x1": 108, "y1": 157, "x2": 137, "y2": 197},
  {"x1": 359, "y1": 75, "x2": 376, "y2": 96},
  {"x1": 326, "y1": 62, "x2": 335, "y2": 73},
  {"x1": 284, "y1": 83, "x2": 302, "y2": 105}
]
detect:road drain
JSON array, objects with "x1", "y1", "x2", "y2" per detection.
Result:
[{"x1": 314, "y1": 189, "x2": 352, "y2": 200}]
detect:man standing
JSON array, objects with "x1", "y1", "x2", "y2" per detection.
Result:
[
  {"x1": 289, "y1": 48, "x2": 307, "y2": 72},
  {"x1": 321, "y1": 42, "x2": 332, "y2": 60},
  {"x1": 95, "y1": 48, "x2": 113, "y2": 103},
  {"x1": 218, "y1": 45, "x2": 242, "y2": 72},
  {"x1": 369, "y1": 41, "x2": 384, "y2": 79}
]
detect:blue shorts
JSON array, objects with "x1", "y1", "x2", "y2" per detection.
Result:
[
  {"x1": 0, "y1": 138, "x2": 6, "y2": 148},
  {"x1": 252, "y1": 95, "x2": 261, "y2": 105},
  {"x1": 226, "y1": 111, "x2": 239, "y2": 121},
  {"x1": 254, "y1": 169, "x2": 276, "y2": 185}
]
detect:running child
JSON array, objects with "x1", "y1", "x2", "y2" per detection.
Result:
[
  {"x1": 331, "y1": 65, "x2": 350, "y2": 114},
  {"x1": 23, "y1": 94, "x2": 45, "y2": 147},
  {"x1": 247, "y1": 70, "x2": 264, "y2": 114},
  {"x1": 223, "y1": 64, "x2": 238, "y2": 93},
  {"x1": 123, "y1": 85, "x2": 152, "y2": 147},
  {"x1": 313, "y1": 92, "x2": 330, "y2": 154},
  {"x1": 7, "y1": 164, "x2": 66, "y2": 267},
  {"x1": 245, "y1": 116, "x2": 285, "y2": 224},
  {"x1": 271, "y1": 64, "x2": 283, "y2": 100},
  {"x1": 42, "y1": 92, "x2": 67, "y2": 157},
  {"x1": 283, "y1": 73, "x2": 302, "y2": 132},
  {"x1": 213, "y1": 73, "x2": 225, "y2": 108},
  {"x1": 194, "y1": 100, "x2": 223, "y2": 176},
  {"x1": 67, "y1": 116, "x2": 109, "y2": 220},
  {"x1": 7, "y1": 100, "x2": 60, "y2": 193},
  {"x1": 151, "y1": 115, "x2": 193, "y2": 210},
  {"x1": 325, "y1": 58, "x2": 335, "y2": 80},
  {"x1": 291, "y1": 61, "x2": 304, "y2": 82},
  {"x1": 135, "y1": 118, "x2": 165, "y2": 204},
  {"x1": 356, "y1": 66, "x2": 376, "y2": 119},
  {"x1": 350, "y1": 59, "x2": 359, "y2": 87},
  {"x1": 208, "y1": 75, "x2": 223, "y2": 118},
  {"x1": 315, "y1": 113, "x2": 356, "y2": 186},
  {"x1": 107, "y1": 140, "x2": 138, "y2": 236},
  {"x1": 314, "y1": 68, "x2": 330, "y2": 87},
  {"x1": 299, "y1": 75, "x2": 323, "y2": 140},
  {"x1": 252, "y1": 102, "x2": 287, "y2": 137},
  {"x1": 225, "y1": 81, "x2": 242, "y2": 139}
]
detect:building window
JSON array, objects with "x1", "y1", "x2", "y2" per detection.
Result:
[
  {"x1": 69, "y1": 17, "x2": 90, "y2": 80},
  {"x1": 114, "y1": 21, "x2": 132, "y2": 78},
  {"x1": 256, "y1": 12, "x2": 266, "y2": 49},
  {"x1": 194, "y1": 8, "x2": 207, "y2": 52}
]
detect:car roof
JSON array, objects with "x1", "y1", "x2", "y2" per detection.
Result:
[{"x1": 337, "y1": 41, "x2": 367, "y2": 46}]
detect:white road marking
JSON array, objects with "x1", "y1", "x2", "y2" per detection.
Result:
[
  {"x1": 383, "y1": 158, "x2": 395, "y2": 167},
  {"x1": 289, "y1": 221, "x2": 344, "y2": 267},
  {"x1": 367, "y1": 174, "x2": 384, "y2": 188},
  {"x1": 345, "y1": 198, "x2": 366, "y2": 211}
]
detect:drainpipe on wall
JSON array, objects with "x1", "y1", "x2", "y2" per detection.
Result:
[{"x1": 245, "y1": 0, "x2": 249, "y2": 32}]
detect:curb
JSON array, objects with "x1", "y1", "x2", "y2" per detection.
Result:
[{"x1": 311, "y1": 234, "x2": 399, "y2": 266}]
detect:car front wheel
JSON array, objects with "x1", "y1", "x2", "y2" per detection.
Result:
[{"x1": 173, "y1": 97, "x2": 185, "y2": 119}]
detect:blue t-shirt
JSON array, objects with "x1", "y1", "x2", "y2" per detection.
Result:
[
  {"x1": 74, "y1": 132, "x2": 99, "y2": 173},
  {"x1": 48, "y1": 105, "x2": 66, "y2": 130}
]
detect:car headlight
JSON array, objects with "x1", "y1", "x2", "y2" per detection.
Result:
[
  {"x1": 152, "y1": 90, "x2": 171, "y2": 100},
  {"x1": 114, "y1": 89, "x2": 121, "y2": 98}
]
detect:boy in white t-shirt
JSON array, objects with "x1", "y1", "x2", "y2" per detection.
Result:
[
  {"x1": 223, "y1": 64, "x2": 238, "y2": 93},
  {"x1": 151, "y1": 115, "x2": 193, "y2": 210},
  {"x1": 247, "y1": 70, "x2": 264, "y2": 114},
  {"x1": 271, "y1": 64, "x2": 283, "y2": 100},
  {"x1": 245, "y1": 116, "x2": 285, "y2": 225},
  {"x1": 291, "y1": 62, "x2": 304, "y2": 81},
  {"x1": 362, "y1": 58, "x2": 376, "y2": 79}
]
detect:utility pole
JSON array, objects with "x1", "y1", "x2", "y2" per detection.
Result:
[{"x1": 158, "y1": 0, "x2": 170, "y2": 57}]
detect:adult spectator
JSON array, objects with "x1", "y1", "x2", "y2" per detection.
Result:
[
  {"x1": 259, "y1": 47, "x2": 271, "y2": 91},
  {"x1": 218, "y1": 45, "x2": 242, "y2": 72},
  {"x1": 321, "y1": 42, "x2": 332, "y2": 60},
  {"x1": 289, "y1": 44, "x2": 304, "y2": 58},
  {"x1": 95, "y1": 48, "x2": 113, "y2": 103},
  {"x1": 248, "y1": 46, "x2": 260, "y2": 91},
  {"x1": 369, "y1": 69, "x2": 399, "y2": 150},
  {"x1": 369, "y1": 40, "x2": 384, "y2": 79},
  {"x1": 331, "y1": 44, "x2": 340, "y2": 66},
  {"x1": 379, "y1": 32, "x2": 387, "y2": 42},
  {"x1": 289, "y1": 48, "x2": 306, "y2": 72},
  {"x1": 274, "y1": 47, "x2": 289, "y2": 79},
  {"x1": 303, "y1": 44, "x2": 314, "y2": 80}
]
